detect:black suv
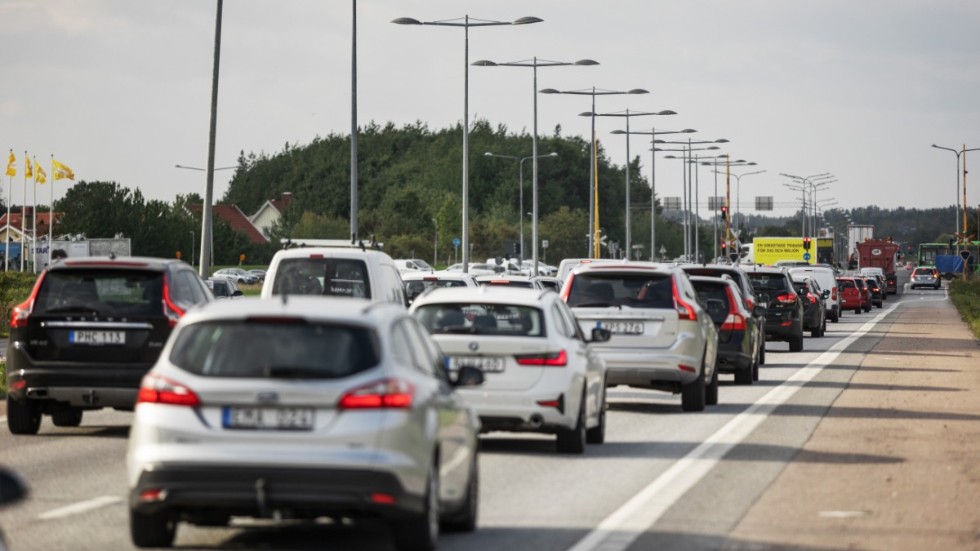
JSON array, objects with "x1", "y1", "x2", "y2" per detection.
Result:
[
  {"x1": 741, "y1": 267, "x2": 805, "y2": 352},
  {"x1": 681, "y1": 264, "x2": 766, "y2": 365},
  {"x1": 6, "y1": 256, "x2": 213, "y2": 435}
]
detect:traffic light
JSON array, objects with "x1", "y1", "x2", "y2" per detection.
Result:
[
  {"x1": 720, "y1": 206, "x2": 728, "y2": 220},
  {"x1": 802, "y1": 237, "x2": 811, "y2": 250},
  {"x1": 721, "y1": 242, "x2": 728, "y2": 253}
]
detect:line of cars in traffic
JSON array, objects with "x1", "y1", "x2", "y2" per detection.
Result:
[{"x1": 2, "y1": 246, "x2": 899, "y2": 550}]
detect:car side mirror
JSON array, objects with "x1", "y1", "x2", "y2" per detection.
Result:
[
  {"x1": 453, "y1": 365, "x2": 485, "y2": 387},
  {"x1": 822, "y1": 289, "x2": 830, "y2": 299},
  {"x1": 590, "y1": 327, "x2": 612, "y2": 343}
]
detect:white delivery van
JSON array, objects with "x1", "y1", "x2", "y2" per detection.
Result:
[
  {"x1": 262, "y1": 246, "x2": 407, "y2": 307},
  {"x1": 789, "y1": 266, "x2": 841, "y2": 322}
]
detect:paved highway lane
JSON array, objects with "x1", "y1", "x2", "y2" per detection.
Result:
[{"x1": 0, "y1": 292, "x2": 933, "y2": 550}]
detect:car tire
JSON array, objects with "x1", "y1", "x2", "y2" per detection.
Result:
[
  {"x1": 585, "y1": 389, "x2": 606, "y2": 444},
  {"x1": 789, "y1": 335, "x2": 804, "y2": 352},
  {"x1": 752, "y1": 354, "x2": 760, "y2": 381},
  {"x1": 759, "y1": 343, "x2": 766, "y2": 366},
  {"x1": 393, "y1": 461, "x2": 439, "y2": 551},
  {"x1": 863, "y1": 304, "x2": 871, "y2": 313},
  {"x1": 830, "y1": 308, "x2": 839, "y2": 323},
  {"x1": 810, "y1": 326, "x2": 821, "y2": 338},
  {"x1": 130, "y1": 508, "x2": 176, "y2": 548},
  {"x1": 51, "y1": 407, "x2": 83, "y2": 427},
  {"x1": 557, "y1": 395, "x2": 587, "y2": 454},
  {"x1": 734, "y1": 365, "x2": 753, "y2": 385},
  {"x1": 854, "y1": 308, "x2": 861, "y2": 314},
  {"x1": 441, "y1": 454, "x2": 478, "y2": 533},
  {"x1": 7, "y1": 396, "x2": 42, "y2": 435},
  {"x1": 681, "y1": 360, "x2": 707, "y2": 412},
  {"x1": 705, "y1": 366, "x2": 719, "y2": 405}
]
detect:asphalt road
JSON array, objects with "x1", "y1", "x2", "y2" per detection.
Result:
[{"x1": 0, "y1": 283, "x2": 957, "y2": 551}]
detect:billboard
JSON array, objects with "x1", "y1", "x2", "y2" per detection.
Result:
[{"x1": 752, "y1": 237, "x2": 811, "y2": 265}]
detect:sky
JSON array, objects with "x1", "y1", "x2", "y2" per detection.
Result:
[{"x1": 3, "y1": 0, "x2": 980, "y2": 221}]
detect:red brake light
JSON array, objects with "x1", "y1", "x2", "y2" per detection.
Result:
[
  {"x1": 672, "y1": 278, "x2": 698, "y2": 321},
  {"x1": 807, "y1": 293, "x2": 818, "y2": 304},
  {"x1": 516, "y1": 350, "x2": 568, "y2": 366},
  {"x1": 560, "y1": 274, "x2": 575, "y2": 302},
  {"x1": 9, "y1": 271, "x2": 46, "y2": 329},
  {"x1": 720, "y1": 287, "x2": 746, "y2": 331},
  {"x1": 775, "y1": 293, "x2": 797, "y2": 305},
  {"x1": 162, "y1": 274, "x2": 185, "y2": 327},
  {"x1": 339, "y1": 378, "x2": 415, "y2": 409},
  {"x1": 137, "y1": 373, "x2": 201, "y2": 406}
]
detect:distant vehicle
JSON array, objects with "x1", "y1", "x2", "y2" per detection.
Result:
[
  {"x1": 127, "y1": 298, "x2": 484, "y2": 550},
  {"x1": 6, "y1": 256, "x2": 212, "y2": 435},
  {"x1": 791, "y1": 277, "x2": 828, "y2": 337},
  {"x1": 836, "y1": 277, "x2": 864, "y2": 314},
  {"x1": 680, "y1": 264, "x2": 765, "y2": 366},
  {"x1": 473, "y1": 274, "x2": 544, "y2": 290},
  {"x1": 689, "y1": 275, "x2": 762, "y2": 385},
  {"x1": 394, "y1": 258, "x2": 434, "y2": 273},
  {"x1": 555, "y1": 258, "x2": 624, "y2": 284},
  {"x1": 205, "y1": 276, "x2": 244, "y2": 299},
  {"x1": 847, "y1": 224, "x2": 875, "y2": 267},
  {"x1": 860, "y1": 275, "x2": 884, "y2": 308},
  {"x1": 402, "y1": 271, "x2": 478, "y2": 305},
  {"x1": 910, "y1": 266, "x2": 942, "y2": 289},
  {"x1": 444, "y1": 263, "x2": 500, "y2": 275},
  {"x1": 789, "y1": 266, "x2": 841, "y2": 323},
  {"x1": 246, "y1": 269, "x2": 266, "y2": 282},
  {"x1": 412, "y1": 287, "x2": 611, "y2": 453},
  {"x1": 742, "y1": 266, "x2": 805, "y2": 352},
  {"x1": 562, "y1": 262, "x2": 720, "y2": 412},
  {"x1": 852, "y1": 277, "x2": 873, "y2": 312},
  {"x1": 213, "y1": 267, "x2": 258, "y2": 285},
  {"x1": 855, "y1": 239, "x2": 900, "y2": 294},
  {"x1": 262, "y1": 247, "x2": 407, "y2": 307}
]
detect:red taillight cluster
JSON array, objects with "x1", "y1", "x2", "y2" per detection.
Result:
[
  {"x1": 672, "y1": 277, "x2": 698, "y2": 321},
  {"x1": 516, "y1": 350, "x2": 568, "y2": 366},
  {"x1": 775, "y1": 293, "x2": 797, "y2": 305},
  {"x1": 9, "y1": 272, "x2": 46, "y2": 329},
  {"x1": 338, "y1": 378, "x2": 415, "y2": 410},
  {"x1": 137, "y1": 373, "x2": 201, "y2": 407},
  {"x1": 161, "y1": 274, "x2": 185, "y2": 328},
  {"x1": 720, "y1": 287, "x2": 746, "y2": 331},
  {"x1": 806, "y1": 293, "x2": 818, "y2": 305}
]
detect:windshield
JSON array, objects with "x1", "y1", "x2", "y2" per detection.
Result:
[
  {"x1": 271, "y1": 257, "x2": 371, "y2": 298},
  {"x1": 566, "y1": 273, "x2": 674, "y2": 308}
]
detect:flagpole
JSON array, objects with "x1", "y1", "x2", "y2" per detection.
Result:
[
  {"x1": 5, "y1": 150, "x2": 11, "y2": 272},
  {"x1": 49, "y1": 155, "x2": 54, "y2": 262},
  {"x1": 32, "y1": 156, "x2": 37, "y2": 272},
  {"x1": 21, "y1": 151, "x2": 27, "y2": 271}
]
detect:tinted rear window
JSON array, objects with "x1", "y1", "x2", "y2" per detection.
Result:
[
  {"x1": 34, "y1": 269, "x2": 163, "y2": 316},
  {"x1": 746, "y1": 273, "x2": 789, "y2": 293},
  {"x1": 479, "y1": 280, "x2": 534, "y2": 288},
  {"x1": 414, "y1": 303, "x2": 544, "y2": 336},
  {"x1": 567, "y1": 273, "x2": 674, "y2": 308},
  {"x1": 271, "y1": 258, "x2": 371, "y2": 299},
  {"x1": 838, "y1": 279, "x2": 856, "y2": 289},
  {"x1": 691, "y1": 282, "x2": 731, "y2": 323},
  {"x1": 169, "y1": 320, "x2": 379, "y2": 378}
]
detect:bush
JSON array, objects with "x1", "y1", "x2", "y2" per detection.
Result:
[
  {"x1": 948, "y1": 278, "x2": 980, "y2": 339},
  {"x1": 0, "y1": 272, "x2": 39, "y2": 338}
]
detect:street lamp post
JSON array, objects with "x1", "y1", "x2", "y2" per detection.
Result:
[
  {"x1": 484, "y1": 151, "x2": 558, "y2": 265},
  {"x1": 189, "y1": 230, "x2": 195, "y2": 268},
  {"x1": 585, "y1": 109, "x2": 676, "y2": 256},
  {"x1": 779, "y1": 172, "x2": 833, "y2": 236},
  {"x1": 175, "y1": 163, "x2": 235, "y2": 273},
  {"x1": 541, "y1": 87, "x2": 648, "y2": 258},
  {"x1": 611, "y1": 128, "x2": 696, "y2": 260},
  {"x1": 718, "y1": 169, "x2": 766, "y2": 232},
  {"x1": 393, "y1": 15, "x2": 542, "y2": 273},
  {"x1": 199, "y1": 0, "x2": 224, "y2": 279},
  {"x1": 932, "y1": 144, "x2": 980, "y2": 239},
  {"x1": 473, "y1": 57, "x2": 596, "y2": 274}
]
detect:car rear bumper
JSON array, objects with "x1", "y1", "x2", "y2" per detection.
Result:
[
  {"x1": 594, "y1": 346, "x2": 702, "y2": 388},
  {"x1": 715, "y1": 347, "x2": 753, "y2": 372},
  {"x1": 459, "y1": 388, "x2": 579, "y2": 432},
  {"x1": 130, "y1": 465, "x2": 423, "y2": 519}
]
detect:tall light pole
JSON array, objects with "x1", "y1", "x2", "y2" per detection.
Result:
[
  {"x1": 541, "y1": 87, "x2": 648, "y2": 257},
  {"x1": 484, "y1": 151, "x2": 558, "y2": 264},
  {"x1": 350, "y1": 0, "x2": 359, "y2": 243},
  {"x1": 932, "y1": 144, "x2": 980, "y2": 239},
  {"x1": 393, "y1": 15, "x2": 542, "y2": 273},
  {"x1": 473, "y1": 57, "x2": 595, "y2": 274},
  {"x1": 723, "y1": 169, "x2": 766, "y2": 232},
  {"x1": 199, "y1": 0, "x2": 223, "y2": 279},
  {"x1": 658, "y1": 139, "x2": 727, "y2": 259},
  {"x1": 611, "y1": 128, "x2": 696, "y2": 260},
  {"x1": 176, "y1": 163, "x2": 235, "y2": 271},
  {"x1": 585, "y1": 109, "x2": 676, "y2": 257},
  {"x1": 779, "y1": 172, "x2": 832, "y2": 236}
]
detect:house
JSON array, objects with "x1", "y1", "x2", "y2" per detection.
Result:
[
  {"x1": 0, "y1": 208, "x2": 62, "y2": 244},
  {"x1": 250, "y1": 192, "x2": 293, "y2": 238},
  {"x1": 189, "y1": 192, "x2": 292, "y2": 245}
]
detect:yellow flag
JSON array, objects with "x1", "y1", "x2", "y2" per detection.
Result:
[
  {"x1": 35, "y1": 160, "x2": 47, "y2": 184},
  {"x1": 52, "y1": 158, "x2": 75, "y2": 181},
  {"x1": 5, "y1": 150, "x2": 15, "y2": 177},
  {"x1": 25, "y1": 157, "x2": 33, "y2": 179}
]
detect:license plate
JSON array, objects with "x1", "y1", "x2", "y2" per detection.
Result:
[
  {"x1": 222, "y1": 407, "x2": 315, "y2": 431},
  {"x1": 70, "y1": 330, "x2": 125, "y2": 345},
  {"x1": 448, "y1": 356, "x2": 505, "y2": 373},
  {"x1": 603, "y1": 321, "x2": 645, "y2": 335}
]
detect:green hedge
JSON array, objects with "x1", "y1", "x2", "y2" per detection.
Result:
[
  {"x1": 0, "y1": 272, "x2": 39, "y2": 339},
  {"x1": 949, "y1": 278, "x2": 980, "y2": 340}
]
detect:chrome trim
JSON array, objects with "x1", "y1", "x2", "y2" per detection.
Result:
[{"x1": 40, "y1": 321, "x2": 155, "y2": 330}]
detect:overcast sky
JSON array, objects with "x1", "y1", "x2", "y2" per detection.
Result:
[{"x1": 3, "y1": 0, "x2": 980, "y2": 221}]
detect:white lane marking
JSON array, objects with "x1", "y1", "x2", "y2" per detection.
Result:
[
  {"x1": 819, "y1": 510, "x2": 870, "y2": 518},
  {"x1": 569, "y1": 303, "x2": 899, "y2": 551},
  {"x1": 0, "y1": 416, "x2": 6, "y2": 423},
  {"x1": 38, "y1": 496, "x2": 123, "y2": 520}
]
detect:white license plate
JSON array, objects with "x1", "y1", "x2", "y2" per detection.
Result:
[
  {"x1": 449, "y1": 356, "x2": 505, "y2": 373},
  {"x1": 222, "y1": 407, "x2": 315, "y2": 431},
  {"x1": 603, "y1": 321, "x2": 645, "y2": 335},
  {"x1": 70, "y1": 330, "x2": 125, "y2": 345}
]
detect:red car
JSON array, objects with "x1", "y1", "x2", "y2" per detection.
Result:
[{"x1": 837, "y1": 277, "x2": 869, "y2": 314}]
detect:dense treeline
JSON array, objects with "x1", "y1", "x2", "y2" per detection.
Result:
[{"x1": 5, "y1": 120, "x2": 974, "y2": 267}]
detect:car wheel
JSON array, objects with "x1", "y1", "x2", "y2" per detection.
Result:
[
  {"x1": 130, "y1": 508, "x2": 176, "y2": 548},
  {"x1": 864, "y1": 304, "x2": 871, "y2": 313},
  {"x1": 759, "y1": 343, "x2": 766, "y2": 366},
  {"x1": 734, "y1": 365, "x2": 753, "y2": 385},
  {"x1": 393, "y1": 460, "x2": 439, "y2": 551},
  {"x1": 830, "y1": 308, "x2": 839, "y2": 323},
  {"x1": 51, "y1": 406, "x2": 83, "y2": 427},
  {"x1": 585, "y1": 388, "x2": 606, "y2": 444},
  {"x1": 854, "y1": 308, "x2": 861, "y2": 314},
  {"x1": 789, "y1": 335, "x2": 804, "y2": 352},
  {"x1": 681, "y1": 360, "x2": 707, "y2": 412},
  {"x1": 752, "y1": 354, "x2": 760, "y2": 381},
  {"x1": 556, "y1": 394, "x2": 587, "y2": 453},
  {"x1": 705, "y1": 366, "x2": 719, "y2": 405},
  {"x1": 441, "y1": 453, "x2": 478, "y2": 533},
  {"x1": 7, "y1": 396, "x2": 42, "y2": 435},
  {"x1": 810, "y1": 326, "x2": 821, "y2": 338}
]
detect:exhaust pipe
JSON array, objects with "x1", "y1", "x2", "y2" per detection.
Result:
[{"x1": 528, "y1": 414, "x2": 544, "y2": 428}]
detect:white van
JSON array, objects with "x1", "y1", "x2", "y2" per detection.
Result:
[
  {"x1": 788, "y1": 266, "x2": 840, "y2": 322},
  {"x1": 262, "y1": 247, "x2": 407, "y2": 307}
]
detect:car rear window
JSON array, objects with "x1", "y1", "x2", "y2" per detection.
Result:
[
  {"x1": 913, "y1": 268, "x2": 933, "y2": 276},
  {"x1": 837, "y1": 279, "x2": 856, "y2": 289},
  {"x1": 271, "y1": 258, "x2": 371, "y2": 299},
  {"x1": 746, "y1": 273, "x2": 789, "y2": 293},
  {"x1": 414, "y1": 303, "x2": 544, "y2": 336},
  {"x1": 566, "y1": 273, "x2": 674, "y2": 308},
  {"x1": 34, "y1": 269, "x2": 163, "y2": 316},
  {"x1": 169, "y1": 320, "x2": 379, "y2": 378},
  {"x1": 690, "y1": 281, "x2": 731, "y2": 324}
]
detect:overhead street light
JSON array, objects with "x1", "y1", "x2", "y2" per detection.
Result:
[
  {"x1": 932, "y1": 144, "x2": 980, "y2": 240},
  {"x1": 660, "y1": 142, "x2": 728, "y2": 261},
  {"x1": 474, "y1": 57, "x2": 595, "y2": 273},
  {"x1": 541, "y1": 86, "x2": 649, "y2": 257},
  {"x1": 176, "y1": 163, "x2": 236, "y2": 271},
  {"x1": 780, "y1": 172, "x2": 834, "y2": 237},
  {"x1": 610, "y1": 127, "x2": 695, "y2": 260},
  {"x1": 584, "y1": 109, "x2": 676, "y2": 256},
  {"x1": 484, "y1": 151, "x2": 559, "y2": 265}
]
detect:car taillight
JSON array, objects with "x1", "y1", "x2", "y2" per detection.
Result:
[
  {"x1": 673, "y1": 279, "x2": 698, "y2": 321},
  {"x1": 9, "y1": 271, "x2": 46, "y2": 329},
  {"x1": 807, "y1": 293, "x2": 817, "y2": 305},
  {"x1": 831, "y1": 287, "x2": 837, "y2": 300},
  {"x1": 560, "y1": 274, "x2": 575, "y2": 302},
  {"x1": 339, "y1": 378, "x2": 414, "y2": 409},
  {"x1": 137, "y1": 373, "x2": 200, "y2": 406},
  {"x1": 721, "y1": 287, "x2": 746, "y2": 331},
  {"x1": 162, "y1": 274, "x2": 185, "y2": 327},
  {"x1": 775, "y1": 293, "x2": 797, "y2": 305},
  {"x1": 516, "y1": 350, "x2": 568, "y2": 366}
]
